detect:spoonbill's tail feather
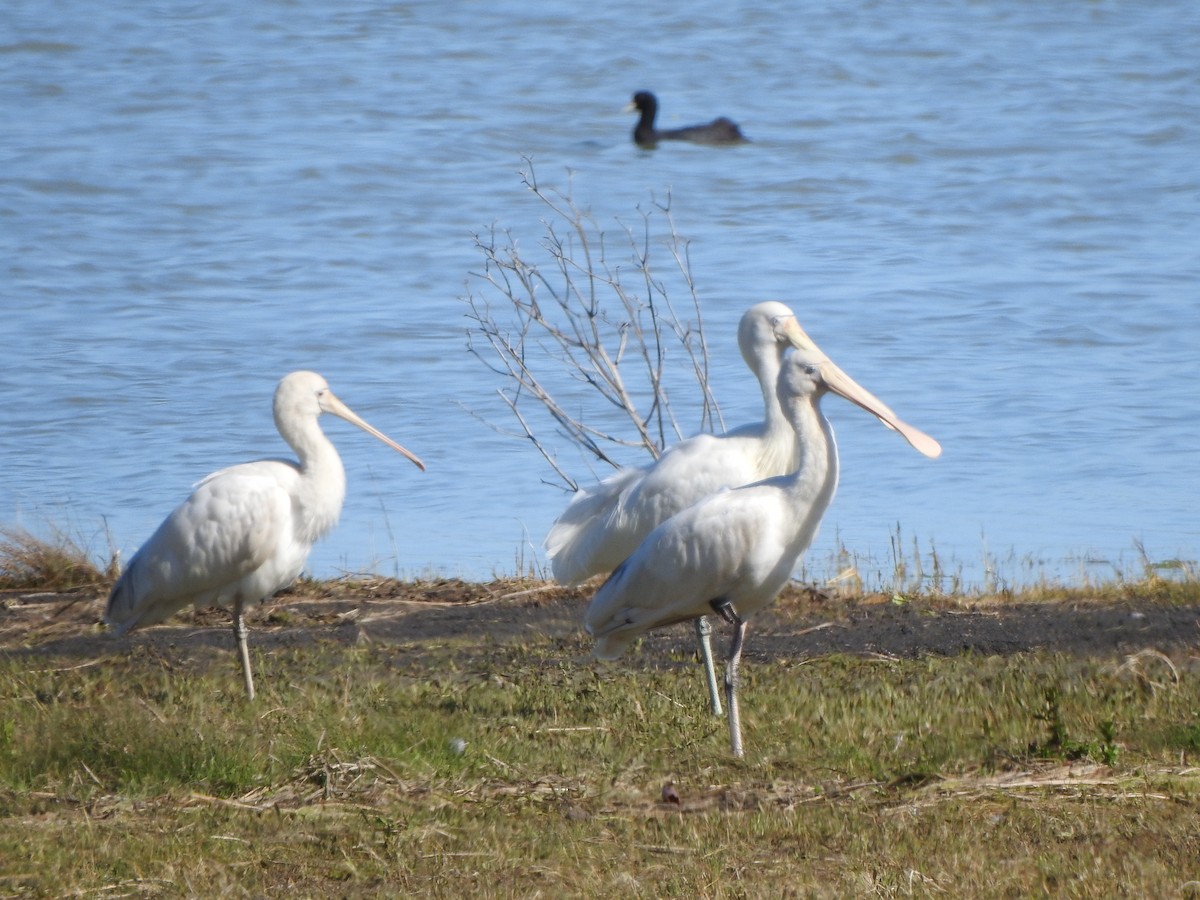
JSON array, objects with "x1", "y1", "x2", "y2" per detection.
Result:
[
  {"x1": 545, "y1": 466, "x2": 643, "y2": 585},
  {"x1": 584, "y1": 559, "x2": 695, "y2": 660},
  {"x1": 104, "y1": 553, "x2": 162, "y2": 635},
  {"x1": 104, "y1": 576, "x2": 140, "y2": 636}
]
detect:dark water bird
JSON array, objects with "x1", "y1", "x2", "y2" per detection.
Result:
[
  {"x1": 584, "y1": 342, "x2": 941, "y2": 757},
  {"x1": 626, "y1": 90, "x2": 748, "y2": 148},
  {"x1": 104, "y1": 371, "x2": 425, "y2": 699}
]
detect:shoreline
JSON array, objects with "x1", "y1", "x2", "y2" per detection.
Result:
[{"x1": 6, "y1": 574, "x2": 1198, "y2": 664}]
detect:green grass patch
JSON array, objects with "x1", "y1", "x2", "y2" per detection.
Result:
[
  {"x1": 2, "y1": 527, "x2": 1198, "y2": 894},
  {"x1": 2, "y1": 623, "x2": 1200, "y2": 896}
]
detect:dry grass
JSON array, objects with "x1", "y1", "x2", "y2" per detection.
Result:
[{"x1": 0, "y1": 526, "x2": 115, "y2": 591}]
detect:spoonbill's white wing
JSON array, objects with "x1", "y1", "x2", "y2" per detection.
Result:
[
  {"x1": 544, "y1": 465, "x2": 643, "y2": 584},
  {"x1": 105, "y1": 460, "x2": 306, "y2": 633},
  {"x1": 586, "y1": 481, "x2": 801, "y2": 660}
]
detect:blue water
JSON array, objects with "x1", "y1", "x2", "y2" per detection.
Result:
[{"x1": 2, "y1": 1, "x2": 1197, "y2": 589}]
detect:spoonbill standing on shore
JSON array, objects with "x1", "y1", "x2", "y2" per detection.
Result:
[
  {"x1": 584, "y1": 342, "x2": 941, "y2": 757},
  {"x1": 546, "y1": 301, "x2": 816, "y2": 715},
  {"x1": 104, "y1": 370, "x2": 425, "y2": 699}
]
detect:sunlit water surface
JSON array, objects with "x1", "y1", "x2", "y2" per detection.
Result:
[{"x1": 3, "y1": 1, "x2": 1197, "y2": 590}]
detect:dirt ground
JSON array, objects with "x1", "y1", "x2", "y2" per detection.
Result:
[{"x1": 3, "y1": 578, "x2": 1198, "y2": 669}]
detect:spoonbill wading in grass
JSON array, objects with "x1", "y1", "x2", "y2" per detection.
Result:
[
  {"x1": 546, "y1": 301, "x2": 817, "y2": 717},
  {"x1": 584, "y1": 343, "x2": 941, "y2": 757},
  {"x1": 104, "y1": 370, "x2": 425, "y2": 700}
]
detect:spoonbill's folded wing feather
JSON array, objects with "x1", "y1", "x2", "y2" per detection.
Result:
[
  {"x1": 545, "y1": 465, "x2": 645, "y2": 585},
  {"x1": 548, "y1": 427, "x2": 785, "y2": 585},
  {"x1": 105, "y1": 462, "x2": 300, "y2": 633},
  {"x1": 585, "y1": 484, "x2": 796, "y2": 659}
]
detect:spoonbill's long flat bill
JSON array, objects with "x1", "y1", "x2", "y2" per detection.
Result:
[
  {"x1": 584, "y1": 339, "x2": 941, "y2": 757},
  {"x1": 104, "y1": 370, "x2": 425, "y2": 699},
  {"x1": 546, "y1": 301, "x2": 816, "y2": 715}
]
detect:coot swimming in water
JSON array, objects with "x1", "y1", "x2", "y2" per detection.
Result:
[{"x1": 626, "y1": 91, "x2": 748, "y2": 148}]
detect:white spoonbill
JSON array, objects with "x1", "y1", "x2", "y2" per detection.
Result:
[
  {"x1": 584, "y1": 343, "x2": 941, "y2": 757},
  {"x1": 104, "y1": 370, "x2": 425, "y2": 700},
  {"x1": 546, "y1": 301, "x2": 816, "y2": 714}
]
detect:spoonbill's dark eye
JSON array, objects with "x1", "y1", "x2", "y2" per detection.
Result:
[{"x1": 803, "y1": 365, "x2": 817, "y2": 376}]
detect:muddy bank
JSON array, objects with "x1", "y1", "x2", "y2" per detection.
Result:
[{"x1": 3, "y1": 580, "x2": 1197, "y2": 668}]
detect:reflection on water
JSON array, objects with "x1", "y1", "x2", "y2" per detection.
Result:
[{"x1": 1, "y1": 1, "x2": 1197, "y2": 588}]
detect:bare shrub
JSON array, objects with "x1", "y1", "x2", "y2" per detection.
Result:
[{"x1": 463, "y1": 163, "x2": 722, "y2": 491}]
